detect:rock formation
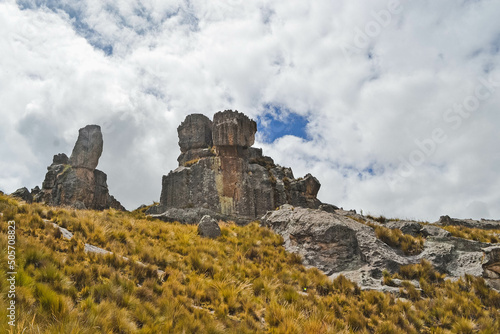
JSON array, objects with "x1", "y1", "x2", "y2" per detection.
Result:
[
  {"x1": 436, "y1": 215, "x2": 500, "y2": 230},
  {"x1": 198, "y1": 215, "x2": 221, "y2": 239},
  {"x1": 149, "y1": 110, "x2": 335, "y2": 224},
  {"x1": 34, "y1": 125, "x2": 124, "y2": 211},
  {"x1": 11, "y1": 187, "x2": 33, "y2": 203},
  {"x1": 262, "y1": 205, "x2": 500, "y2": 291}
]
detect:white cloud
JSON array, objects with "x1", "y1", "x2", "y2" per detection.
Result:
[{"x1": 1, "y1": 0, "x2": 499, "y2": 221}]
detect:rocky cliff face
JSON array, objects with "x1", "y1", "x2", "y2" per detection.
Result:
[
  {"x1": 34, "y1": 125, "x2": 124, "y2": 211},
  {"x1": 150, "y1": 110, "x2": 335, "y2": 223}
]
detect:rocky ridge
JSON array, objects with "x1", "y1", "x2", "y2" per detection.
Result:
[
  {"x1": 30, "y1": 125, "x2": 124, "y2": 211},
  {"x1": 261, "y1": 205, "x2": 500, "y2": 291},
  {"x1": 149, "y1": 110, "x2": 335, "y2": 224}
]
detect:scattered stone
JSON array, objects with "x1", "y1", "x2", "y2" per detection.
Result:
[
  {"x1": 198, "y1": 215, "x2": 221, "y2": 238},
  {"x1": 11, "y1": 187, "x2": 33, "y2": 203}
]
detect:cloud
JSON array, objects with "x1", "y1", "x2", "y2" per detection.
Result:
[{"x1": 1, "y1": 0, "x2": 499, "y2": 221}]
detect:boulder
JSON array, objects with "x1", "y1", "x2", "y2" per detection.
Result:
[
  {"x1": 178, "y1": 114, "x2": 213, "y2": 153},
  {"x1": 68, "y1": 125, "x2": 103, "y2": 170},
  {"x1": 212, "y1": 110, "x2": 256, "y2": 147},
  {"x1": 11, "y1": 187, "x2": 33, "y2": 203},
  {"x1": 261, "y1": 205, "x2": 410, "y2": 276},
  {"x1": 421, "y1": 225, "x2": 452, "y2": 238},
  {"x1": 198, "y1": 215, "x2": 221, "y2": 238}
]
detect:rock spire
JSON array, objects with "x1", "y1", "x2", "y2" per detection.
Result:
[{"x1": 34, "y1": 125, "x2": 124, "y2": 210}]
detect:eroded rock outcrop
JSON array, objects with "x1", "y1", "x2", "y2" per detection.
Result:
[
  {"x1": 11, "y1": 187, "x2": 33, "y2": 203},
  {"x1": 262, "y1": 205, "x2": 500, "y2": 291},
  {"x1": 436, "y1": 215, "x2": 500, "y2": 230},
  {"x1": 34, "y1": 125, "x2": 124, "y2": 211},
  {"x1": 150, "y1": 110, "x2": 333, "y2": 224}
]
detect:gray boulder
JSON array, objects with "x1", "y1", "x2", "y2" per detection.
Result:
[
  {"x1": 198, "y1": 215, "x2": 221, "y2": 238},
  {"x1": 178, "y1": 114, "x2": 213, "y2": 153},
  {"x1": 68, "y1": 125, "x2": 103, "y2": 170}
]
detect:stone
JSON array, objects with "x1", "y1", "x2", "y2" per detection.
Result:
[
  {"x1": 52, "y1": 153, "x2": 69, "y2": 165},
  {"x1": 436, "y1": 215, "x2": 500, "y2": 230},
  {"x1": 261, "y1": 205, "x2": 409, "y2": 276},
  {"x1": 68, "y1": 125, "x2": 103, "y2": 170},
  {"x1": 11, "y1": 187, "x2": 33, "y2": 203},
  {"x1": 385, "y1": 221, "x2": 423, "y2": 237},
  {"x1": 261, "y1": 205, "x2": 500, "y2": 290},
  {"x1": 421, "y1": 225, "x2": 451, "y2": 238},
  {"x1": 154, "y1": 110, "x2": 330, "y2": 224},
  {"x1": 34, "y1": 125, "x2": 124, "y2": 211},
  {"x1": 198, "y1": 215, "x2": 221, "y2": 238},
  {"x1": 177, "y1": 114, "x2": 213, "y2": 153},
  {"x1": 212, "y1": 110, "x2": 257, "y2": 147}
]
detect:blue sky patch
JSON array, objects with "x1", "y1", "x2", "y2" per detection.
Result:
[{"x1": 257, "y1": 104, "x2": 309, "y2": 143}]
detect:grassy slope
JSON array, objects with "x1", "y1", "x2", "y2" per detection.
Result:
[{"x1": 0, "y1": 194, "x2": 499, "y2": 333}]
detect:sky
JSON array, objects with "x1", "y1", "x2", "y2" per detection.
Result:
[{"x1": 1, "y1": 0, "x2": 499, "y2": 221}]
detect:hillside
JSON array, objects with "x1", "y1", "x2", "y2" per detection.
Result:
[{"x1": 1, "y1": 193, "x2": 500, "y2": 333}]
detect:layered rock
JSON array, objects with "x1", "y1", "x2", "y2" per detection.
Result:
[
  {"x1": 150, "y1": 110, "x2": 332, "y2": 224},
  {"x1": 262, "y1": 205, "x2": 500, "y2": 291},
  {"x1": 34, "y1": 125, "x2": 124, "y2": 211}
]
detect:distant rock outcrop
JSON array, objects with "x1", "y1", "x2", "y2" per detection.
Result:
[
  {"x1": 34, "y1": 125, "x2": 124, "y2": 211},
  {"x1": 11, "y1": 187, "x2": 33, "y2": 203},
  {"x1": 436, "y1": 215, "x2": 500, "y2": 230},
  {"x1": 149, "y1": 110, "x2": 335, "y2": 224},
  {"x1": 262, "y1": 205, "x2": 500, "y2": 291}
]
